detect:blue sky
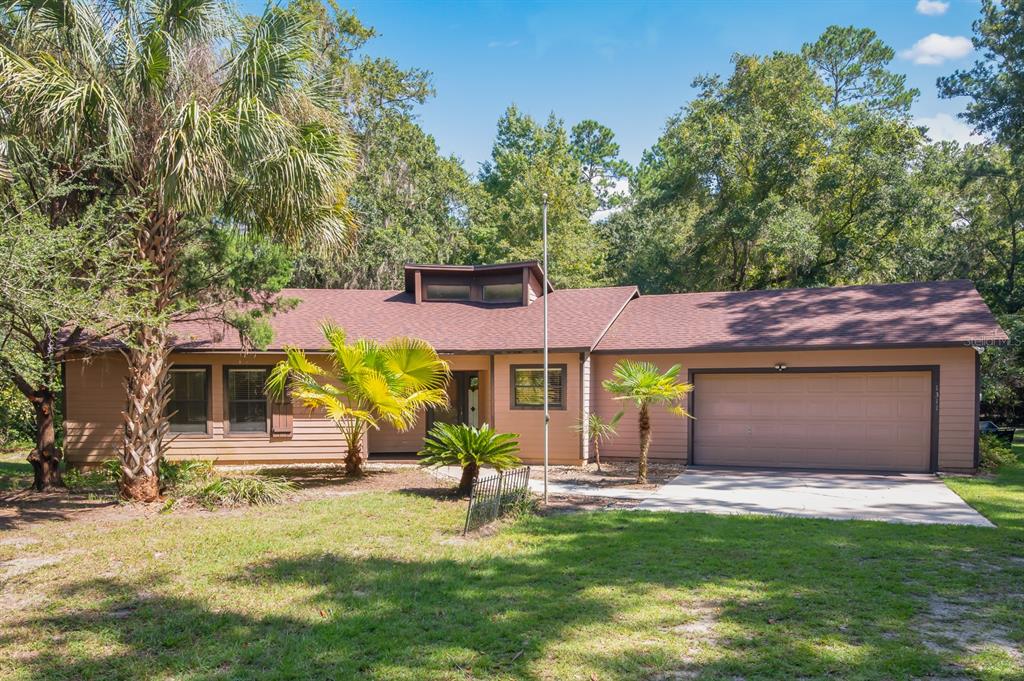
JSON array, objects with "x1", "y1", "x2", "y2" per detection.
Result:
[{"x1": 291, "y1": 0, "x2": 984, "y2": 172}]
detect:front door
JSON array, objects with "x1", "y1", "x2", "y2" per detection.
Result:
[{"x1": 429, "y1": 371, "x2": 480, "y2": 428}]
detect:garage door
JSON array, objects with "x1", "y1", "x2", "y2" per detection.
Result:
[{"x1": 692, "y1": 371, "x2": 933, "y2": 472}]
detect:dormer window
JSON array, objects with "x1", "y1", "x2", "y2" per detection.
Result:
[
  {"x1": 482, "y1": 282, "x2": 523, "y2": 303},
  {"x1": 424, "y1": 282, "x2": 471, "y2": 301},
  {"x1": 404, "y1": 262, "x2": 551, "y2": 306}
]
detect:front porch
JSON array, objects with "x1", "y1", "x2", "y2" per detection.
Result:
[{"x1": 368, "y1": 352, "x2": 587, "y2": 466}]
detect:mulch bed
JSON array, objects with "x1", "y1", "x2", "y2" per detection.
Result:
[{"x1": 528, "y1": 460, "x2": 686, "y2": 490}]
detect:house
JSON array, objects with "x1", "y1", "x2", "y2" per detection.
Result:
[{"x1": 64, "y1": 262, "x2": 1008, "y2": 472}]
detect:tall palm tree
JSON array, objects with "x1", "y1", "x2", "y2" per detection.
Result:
[
  {"x1": 602, "y1": 360, "x2": 692, "y2": 484},
  {"x1": 267, "y1": 323, "x2": 450, "y2": 476},
  {"x1": 1, "y1": 0, "x2": 357, "y2": 499}
]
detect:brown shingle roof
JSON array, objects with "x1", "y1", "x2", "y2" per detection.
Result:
[
  {"x1": 171, "y1": 286, "x2": 639, "y2": 353},
  {"x1": 594, "y1": 280, "x2": 1007, "y2": 352}
]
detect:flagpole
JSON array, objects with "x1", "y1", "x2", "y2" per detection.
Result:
[{"x1": 542, "y1": 193, "x2": 549, "y2": 505}]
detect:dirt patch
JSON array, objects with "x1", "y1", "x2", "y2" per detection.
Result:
[
  {"x1": 0, "y1": 489, "x2": 124, "y2": 532},
  {"x1": 916, "y1": 594, "x2": 1024, "y2": 667},
  {"x1": 0, "y1": 554, "x2": 63, "y2": 580},
  {"x1": 244, "y1": 463, "x2": 453, "y2": 499},
  {"x1": 537, "y1": 494, "x2": 641, "y2": 514},
  {"x1": 529, "y1": 461, "x2": 685, "y2": 490},
  {"x1": 0, "y1": 464, "x2": 453, "y2": 533}
]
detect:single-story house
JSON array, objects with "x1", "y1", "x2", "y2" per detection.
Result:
[{"x1": 64, "y1": 262, "x2": 1008, "y2": 472}]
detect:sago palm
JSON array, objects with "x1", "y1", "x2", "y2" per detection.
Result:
[
  {"x1": 418, "y1": 423, "x2": 521, "y2": 495},
  {"x1": 572, "y1": 411, "x2": 623, "y2": 472},
  {"x1": 602, "y1": 360, "x2": 692, "y2": 484},
  {"x1": 267, "y1": 323, "x2": 450, "y2": 476},
  {"x1": 1, "y1": 0, "x2": 357, "y2": 499}
]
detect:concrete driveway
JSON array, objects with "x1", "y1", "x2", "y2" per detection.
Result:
[{"x1": 638, "y1": 468, "x2": 994, "y2": 527}]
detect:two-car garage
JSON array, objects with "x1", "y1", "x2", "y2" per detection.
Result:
[{"x1": 689, "y1": 369, "x2": 936, "y2": 472}]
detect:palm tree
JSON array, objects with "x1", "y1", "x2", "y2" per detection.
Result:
[
  {"x1": 572, "y1": 411, "x2": 623, "y2": 472},
  {"x1": 418, "y1": 423, "x2": 521, "y2": 495},
  {"x1": 602, "y1": 361, "x2": 693, "y2": 484},
  {"x1": 1, "y1": 0, "x2": 357, "y2": 500},
  {"x1": 267, "y1": 323, "x2": 450, "y2": 476}
]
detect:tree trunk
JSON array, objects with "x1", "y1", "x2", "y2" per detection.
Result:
[
  {"x1": 344, "y1": 427, "x2": 365, "y2": 476},
  {"x1": 637, "y1": 404, "x2": 651, "y2": 484},
  {"x1": 119, "y1": 326, "x2": 171, "y2": 502},
  {"x1": 593, "y1": 440, "x2": 602, "y2": 472},
  {"x1": 27, "y1": 389, "x2": 63, "y2": 491},
  {"x1": 119, "y1": 213, "x2": 177, "y2": 502},
  {"x1": 458, "y1": 461, "x2": 479, "y2": 496}
]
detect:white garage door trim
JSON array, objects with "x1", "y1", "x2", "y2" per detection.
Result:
[{"x1": 687, "y1": 365, "x2": 940, "y2": 473}]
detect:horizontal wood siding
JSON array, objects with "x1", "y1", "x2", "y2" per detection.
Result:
[
  {"x1": 65, "y1": 352, "x2": 351, "y2": 465},
  {"x1": 591, "y1": 347, "x2": 977, "y2": 470},
  {"x1": 67, "y1": 351, "x2": 496, "y2": 465}
]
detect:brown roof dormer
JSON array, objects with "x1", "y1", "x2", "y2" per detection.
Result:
[{"x1": 403, "y1": 262, "x2": 551, "y2": 306}]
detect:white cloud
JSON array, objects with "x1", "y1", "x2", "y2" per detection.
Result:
[
  {"x1": 916, "y1": 0, "x2": 949, "y2": 16},
  {"x1": 487, "y1": 39, "x2": 520, "y2": 49},
  {"x1": 900, "y1": 34, "x2": 973, "y2": 65},
  {"x1": 590, "y1": 177, "x2": 630, "y2": 223},
  {"x1": 915, "y1": 112, "x2": 985, "y2": 145}
]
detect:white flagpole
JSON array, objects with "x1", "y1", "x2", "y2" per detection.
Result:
[{"x1": 542, "y1": 193, "x2": 549, "y2": 505}]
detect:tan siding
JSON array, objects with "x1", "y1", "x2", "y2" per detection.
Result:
[
  {"x1": 493, "y1": 352, "x2": 582, "y2": 465},
  {"x1": 369, "y1": 417, "x2": 427, "y2": 454},
  {"x1": 592, "y1": 347, "x2": 977, "y2": 470},
  {"x1": 66, "y1": 352, "x2": 352, "y2": 465}
]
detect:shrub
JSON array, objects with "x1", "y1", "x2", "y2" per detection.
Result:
[
  {"x1": 159, "y1": 459, "x2": 215, "y2": 488},
  {"x1": 980, "y1": 433, "x2": 1018, "y2": 471},
  {"x1": 64, "y1": 467, "x2": 116, "y2": 492},
  {"x1": 418, "y1": 423, "x2": 521, "y2": 495},
  {"x1": 185, "y1": 475, "x2": 295, "y2": 508}
]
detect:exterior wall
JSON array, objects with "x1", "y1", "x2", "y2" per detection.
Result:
[
  {"x1": 492, "y1": 352, "x2": 584, "y2": 465},
  {"x1": 65, "y1": 352, "x2": 353, "y2": 466},
  {"x1": 591, "y1": 346, "x2": 977, "y2": 470},
  {"x1": 367, "y1": 354, "x2": 491, "y2": 454},
  {"x1": 527, "y1": 271, "x2": 542, "y2": 303}
]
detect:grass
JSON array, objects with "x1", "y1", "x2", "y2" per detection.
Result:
[
  {"x1": 0, "y1": 448, "x2": 34, "y2": 491},
  {"x1": 0, "y1": 444, "x2": 1022, "y2": 680}
]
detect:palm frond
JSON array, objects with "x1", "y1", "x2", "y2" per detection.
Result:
[
  {"x1": 383, "y1": 336, "x2": 451, "y2": 391},
  {"x1": 221, "y1": 6, "x2": 311, "y2": 104},
  {"x1": 603, "y1": 360, "x2": 693, "y2": 414},
  {"x1": 418, "y1": 423, "x2": 521, "y2": 471}
]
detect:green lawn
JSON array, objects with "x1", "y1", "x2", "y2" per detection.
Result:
[
  {"x1": 0, "y1": 449, "x2": 32, "y2": 491},
  {"x1": 1, "y1": 445, "x2": 1023, "y2": 680}
]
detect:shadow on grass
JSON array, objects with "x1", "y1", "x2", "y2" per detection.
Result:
[
  {"x1": 257, "y1": 464, "x2": 462, "y2": 502},
  {"x1": 8, "y1": 507, "x2": 1024, "y2": 680},
  {"x1": 0, "y1": 457, "x2": 31, "y2": 491}
]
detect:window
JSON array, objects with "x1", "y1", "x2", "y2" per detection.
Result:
[
  {"x1": 167, "y1": 368, "x2": 209, "y2": 434},
  {"x1": 424, "y1": 282, "x2": 471, "y2": 301},
  {"x1": 511, "y1": 365, "x2": 566, "y2": 409},
  {"x1": 226, "y1": 368, "x2": 269, "y2": 433},
  {"x1": 482, "y1": 282, "x2": 523, "y2": 303}
]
